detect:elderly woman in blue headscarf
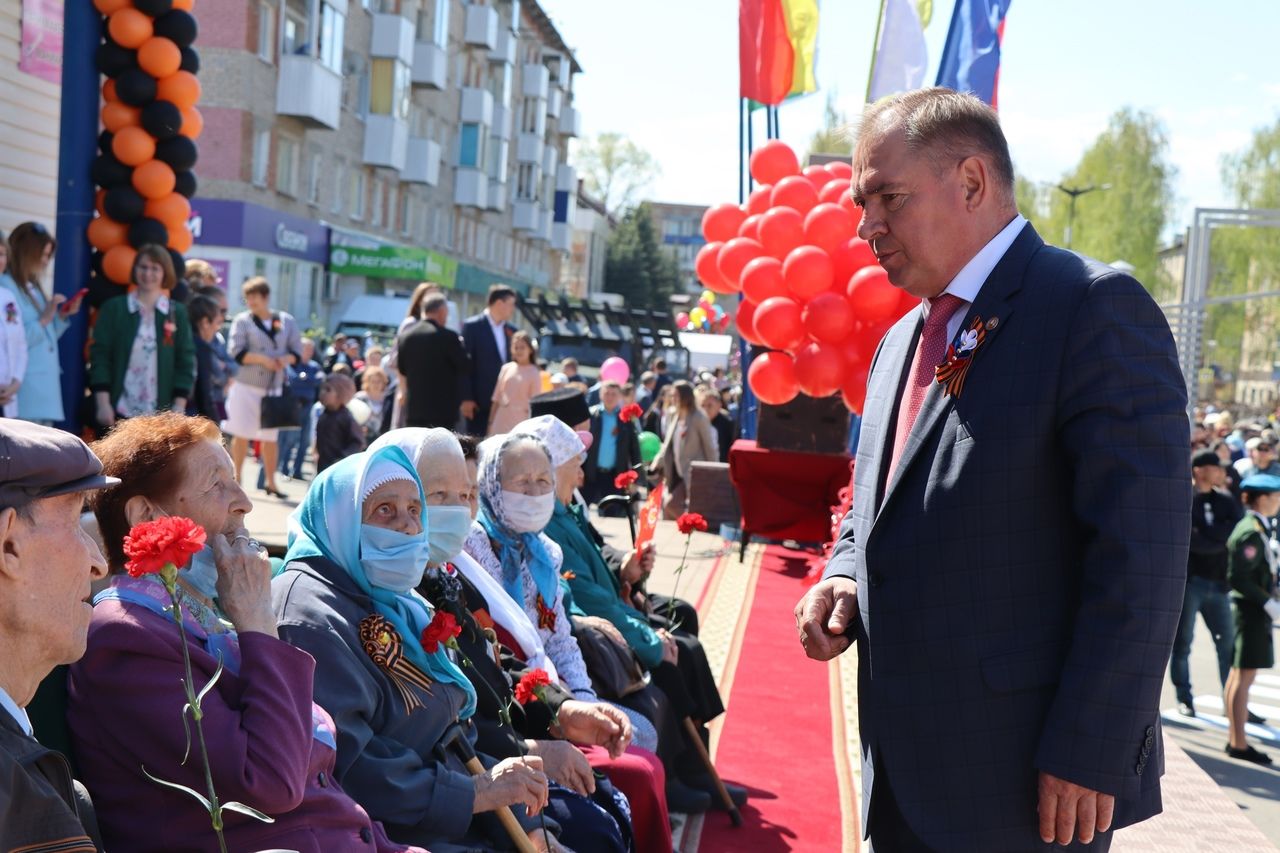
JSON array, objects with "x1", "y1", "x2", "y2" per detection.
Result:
[{"x1": 271, "y1": 446, "x2": 564, "y2": 853}]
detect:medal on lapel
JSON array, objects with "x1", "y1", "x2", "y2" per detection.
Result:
[
  {"x1": 935, "y1": 316, "x2": 988, "y2": 398},
  {"x1": 359, "y1": 614, "x2": 435, "y2": 713}
]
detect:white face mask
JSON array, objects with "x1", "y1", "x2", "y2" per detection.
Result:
[{"x1": 501, "y1": 489, "x2": 555, "y2": 533}]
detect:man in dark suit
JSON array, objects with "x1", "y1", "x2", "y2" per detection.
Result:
[
  {"x1": 583, "y1": 380, "x2": 641, "y2": 506},
  {"x1": 460, "y1": 284, "x2": 517, "y2": 435},
  {"x1": 396, "y1": 294, "x2": 471, "y2": 429},
  {"x1": 794, "y1": 88, "x2": 1189, "y2": 852}
]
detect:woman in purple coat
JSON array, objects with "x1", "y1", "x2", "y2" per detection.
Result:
[{"x1": 66, "y1": 413, "x2": 424, "y2": 853}]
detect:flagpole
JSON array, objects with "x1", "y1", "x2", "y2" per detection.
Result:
[
  {"x1": 746, "y1": 102, "x2": 755, "y2": 193},
  {"x1": 738, "y1": 97, "x2": 746, "y2": 205},
  {"x1": 864, "y1": 0, "x2": 888, "y2": 102}
]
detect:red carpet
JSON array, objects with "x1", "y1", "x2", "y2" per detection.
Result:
[{"x1": 698, "y1": 545, "x2": 853, "y2": 852}]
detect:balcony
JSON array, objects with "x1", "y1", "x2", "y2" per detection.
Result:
[
  {"x1": 403, "y1": 137, "x2": 441, "y2": 185},
  {"x1": 534, "y1": 207, "x2": 552, "y2": 242},
  {"x1": 464, "y1": 3, "x2": 498, "y2": 49},
  {"x1": 513, "y1": 199, "x2": 539, "y2": 231},
  {"x1": 363, "y1": 114, "x2": 409, "y2": 171},
  {"x1": 546, "y1": 87, "x2": 561, "y2": 119},
  {"x1": 371, "y1": 13, "x2": 415, "y2": 64},
  {"x1": 491, "y1": 103, "x2": 511, "y2": 140},
  {"x1": 275, "y1": 55, "x2": 342, "y2": 130},
  {"x1": 542, "y1": 144, "x2": 558, "y2": 177},
  {"x1": 515, "y1": 132, "x2": 542, "y2": 165},
  {"x1": 551, "y1": 221, "x2": 571, "y2": 252},
  {"x1": 455, "y1": 168, "x2": 489, "y2": 208},
  {"x1": 555, "y1": 163, "x2": 576, "y2": 193},
  {"x1": 558, "y1": 106, "x2": 581, "y2": 138},
  {"x1": 490, "y1": 26, "x2": 516, "y2": 64},
  {"x1": 487, "y1": 180, "x2": 507, "y2": 212},
  {"x1": 412, "y1": 40, "x2": 447, "y2": 89},
  {"x1": 459, "y1": 87, "x2": 494, "y2": 126},
  {"x1": 521, "y1": 63, "x2": 549, "y2": 100}
]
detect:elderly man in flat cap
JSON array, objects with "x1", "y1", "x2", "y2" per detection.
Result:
[{"x1": 0, "y1": 420, "x2": 116, "y2": 852}]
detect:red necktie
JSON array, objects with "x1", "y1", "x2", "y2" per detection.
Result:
[{"x1": 887, "y1": 294, "x2": 966, "y2": 483}]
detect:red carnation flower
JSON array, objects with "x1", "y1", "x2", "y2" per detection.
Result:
[
  {"x1": 676, "y1": 512, "x2": 708, "y2": 536},
  {"x1": 514, "y1": 668, "x2": 552, "y2": 705},
  {"x1": 421, "y1": 611, "x2": 462, "y2": 653},
  {"x1": 619, "y1": 403, "x2": 643, "y2": 423},
  {"x1": 614, "y1": 470, "x2": 639, "y2": 490},
  {"x1": 123, "y1": 516, "x2": 207, "y2": 578}
]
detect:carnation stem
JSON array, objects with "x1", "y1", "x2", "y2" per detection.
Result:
[{"x1": 666, "y1": 534, "x2": 692, "y2": 630}]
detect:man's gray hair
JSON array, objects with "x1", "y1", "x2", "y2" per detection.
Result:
[
  {"x1": 423, "y1": 294, "x2": 449, "y2": 315},
  {"x1": 856, "y1": 87, "x2": 1015, "y2": 199}
]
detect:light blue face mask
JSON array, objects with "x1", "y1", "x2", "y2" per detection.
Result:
[
  {"x1": 425, "y1": 504, "x2": 472, "y2": 565},
  {"x1": 179, "y1": 545, "x2": 220, "y2": 601},
  {"x1": 359, "y1": 523, "x2": 431, "y2": 593}
]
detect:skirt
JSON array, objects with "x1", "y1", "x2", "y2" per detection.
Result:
[
  {"x1": 221, "y1": 382, "x2": 279, "y2": 442},
  {"x1": 1233, "y1": 599, "x2": 1274, "y2": 670}
]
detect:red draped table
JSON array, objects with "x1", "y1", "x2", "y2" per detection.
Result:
[{"x1": 727, "y1": 439, "x2": 853, "y2": 561}]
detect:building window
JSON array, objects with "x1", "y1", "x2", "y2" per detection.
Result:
[
  {"x1": 516, "y1": 162, "x2": 538, "y2": 200},
  {"x1": 399, "y1": 192, "x2": 412, "y2": 235},
  {"x1": 371, "y1": 179, "x2": 384, "y2": 227},
  {"x1": 257, "y1": 1, "x2": 275, "y2": 62},
  {"x1": 486, "y1": 138, "x2": 507, "y2": 183},
  {"x1": 458, "y1": 123, "x2": 486, "y2": 169},
  {"x1": 351, "y1": 170, "x2": 366, "y2": 220},
  {"x1": 519, "y1": 97, "x2": 539, "y2": 135},
  {"x1": 306, "y1": 150, "x2": 323, "y2": 204},
  {"x1": 319, "y1": 2, "x2": 346, "y2": 73},
  {"x1": 251, "y1": 129, "x2": 271, "y2": 186},
  {"x1": 331, "y1": 161, "x2": 346, "y2": 213},
  {"x1": 433, "y1": 0, "x2": 450, "y2": 48},
  {"x1": 369, "y1": 58, "x2": 410, "y2": 119},
  {"x1": 282, "y1": 1, "x2": 309, "y2": 56},
  {"x1": 275, "y1": 136, "x2": 299, "y2": 196}
]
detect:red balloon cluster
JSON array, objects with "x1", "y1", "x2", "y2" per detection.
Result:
[
  {"x1": 696, "y1": 141, "x2": 917, "y2": 413},
  {"x1": 90, "y1": 0, "x2": 201, "y2": 288}
]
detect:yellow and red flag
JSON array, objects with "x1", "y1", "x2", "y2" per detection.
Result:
[{"x1": 739, "y1": 0, "x2": 820, "y2": 106}]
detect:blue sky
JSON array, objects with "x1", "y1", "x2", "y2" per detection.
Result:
[{"x1": 543, "y1": 0, "x2": 1279, "y2": 238}]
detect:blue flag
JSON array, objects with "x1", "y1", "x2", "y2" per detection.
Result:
[{"x1": 935, "y1": 0, "x2": 1012, "y2": 107}]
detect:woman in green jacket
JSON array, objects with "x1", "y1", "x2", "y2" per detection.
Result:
[{"x1": 88, "y1": 244, "x2": 194, "y2": 430}]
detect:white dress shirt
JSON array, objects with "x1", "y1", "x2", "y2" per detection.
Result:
[
  {"x1": 485, "y1": 310, "x2": 508, "y2": 362},
  {"x1": 0, "y1": 683, "x2": 33, "y2": 736},
  {"x1": 924, "y1": 213, "x2": 1027, "y2": 343}
]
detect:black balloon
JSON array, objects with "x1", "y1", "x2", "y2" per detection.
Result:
[
  {"x1": 98, "y1": 130, "x2": 114, "y2": 155},
  {"x1": 88, "y1": 266, "x2": 123, "y2": 307},
  {"x1": 95, "y1": 40, "x2": 136, "y2": 77},
  {"x1": 115, "y1": 69, "x2": 157, "y2": 107},
  {"x1": 167, "y1": 248, "x2": 186, "y2": 276},
  {"x1": 90, "y1": 250, "x2": 105, "y2": 280},
  {"x1": 128, "y1": 218, "x2": 170, "y2": 249},
  {"x1": 179, "y1": 46, "x2": 199, "y2": 74},
  {"x1": 156, "y1": 136, "x2": 197, "y2": 171},
  {"x1": 154, "y1": 10, "x2": 198, "y2": 48},
  {"x1": 134, "y1": 0, "x2": 173, "y2": 15},
  {"x1": 104, "y1": 186, "x2": 146, "y2": 223},
  {"x1": 141, "y1": 100, "x2": 183, "y2": 141},
  {"x1": 91, "y1": 152, "x2": 132, "y2": 189},
  {"x1": 173, "y1": 170, "x2": 197, "y2": 199}
]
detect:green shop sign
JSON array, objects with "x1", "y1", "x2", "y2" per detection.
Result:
[{"x1": 328, "y1": 244, "x2": 457, "y2": 286}]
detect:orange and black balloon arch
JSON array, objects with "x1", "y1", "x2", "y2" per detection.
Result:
[{"x1": 88, "y1": 0, "x2": 200, "y2": 305}]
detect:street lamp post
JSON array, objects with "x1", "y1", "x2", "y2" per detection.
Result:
[{"x1": 1056, "y1": 183, "x2": 1112, "y2": 249}]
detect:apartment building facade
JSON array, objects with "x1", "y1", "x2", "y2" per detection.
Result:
[{"x1": 647, "y1": 200, "x2": 708, "y2": 296}]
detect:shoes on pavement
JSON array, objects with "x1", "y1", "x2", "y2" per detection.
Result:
[
  {"x1": 666, "y1": 779, "x2": 712, "y2": 814},
  {"x1": 1247, "y1": 710, "x2": 1268, "y2": 726},
  {"x1": 1225, "y1": 743, "x2": 1273, "y2": 766},
  {"x1": 1176, "y1": 702, "x2": 1196, "y2": 718}
]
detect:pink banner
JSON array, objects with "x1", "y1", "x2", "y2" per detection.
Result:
[{"x1": 19, "y1": 0, "x2": 63, "y2": 86}]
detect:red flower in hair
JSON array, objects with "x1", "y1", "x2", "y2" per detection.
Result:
[
  {"x1": 676, "y1": 512, "x2": 708, "y2": 536},
  {"x1": 123, "y1": 516, "x2": 206, "y2": 578},
  {"x1": 421, "y1": 611, "x2": 462, "y2": 653},
  {"x1": 614, "y1": 470, "x2": 639, "y2": 490},
  {"x1": 514, "y1": 669, "x2": 552, "y2": 705},
  {"x1": 619, "y1": 403, "x2": 643, "y2": 423}
]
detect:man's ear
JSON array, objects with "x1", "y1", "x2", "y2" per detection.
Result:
[
  {"x1": 124, "y1": 494, "x2": 161, "y2": 527},
  {"x1": 958, "y1": 155, "x2": 989, "y2": 209},
  {"x1": 0, "y1": 507, "x2": 22, "y2": 581}
]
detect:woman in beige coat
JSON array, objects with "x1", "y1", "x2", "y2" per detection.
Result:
[{"x1": 652, "y1": 380, "x2": 718, "y2": 519}]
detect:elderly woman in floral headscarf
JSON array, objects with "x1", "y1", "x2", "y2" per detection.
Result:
[{"x1": 272, "y1": 446, "x2": 563, "y2": 852}]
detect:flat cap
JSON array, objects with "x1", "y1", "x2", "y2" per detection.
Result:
[
  {"x1": 1240, "y1": 473, "x2": 1280, "y2": 494},
  {"x1": 0, "y1": 420, "x2": 120, "y2": 509},
  {"x1": 529, "y1": 386, "x2": 591, "y2": 429}
]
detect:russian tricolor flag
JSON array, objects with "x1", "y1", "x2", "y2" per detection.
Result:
[{"x1": 935, "y1": 0, "x2": 1013, "y2": 108}]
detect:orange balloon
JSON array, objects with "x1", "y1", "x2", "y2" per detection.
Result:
[
  {"x1": 87, "y1": 216, "x2": 128, "y2": 252},
  {"x1": 145, "y1": 193, "x2": 192, "y2": 229},
  {"x1": 132, "y1": 160, "x2": 177, "y2": 199},
  {"x1": 156, "y1": 72, "x2": 201, "y2": 109},
  {"x1": 103, "y1": 245, "x2": 137, "y2": 285},
  {"x1": 172, "y1": 0, "x2": 194, "y2": 9},
  {"x1": 108, "y1": 8, "x2": 153, "y2": 49},
  {"x1": 112, "y1": 126, "x2": 156, "y2": 167},
  {"x1": 93, "y1": 0, "x2": 131, "y2": 13},
  {"x1": 102, "y1": 78, "x2": 118, "y2": 103},
  {"x1": 95, "y1": 189, "x2": 107, "y2": 215},
  {"x1": 167, "y1": 226, "x2": 193, "y2": 254},
  {"x1": 138, "y1": 37, "x2": 182, "y2": 79},
  {"x1": 179, "y1": 106, "x2": 203, "y2": 140},
  {"x1": 101, "y1": 101, "x2": 141, "y2": 133}
]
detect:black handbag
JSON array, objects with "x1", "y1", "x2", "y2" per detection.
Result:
[
  {"x1": 254, "y1": 314, "x2": 303, "y2": 429},
  {"x1": 571, "y1": 615, "x2": 648, "y2": 700}
]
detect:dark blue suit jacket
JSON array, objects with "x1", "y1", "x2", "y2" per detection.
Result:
[
  {"x1": 824, "y1": 224, "x2": 1190, "y2": 851},
  {"x1": 461, "y1": 313, "x2": 516, "y2": 415}
]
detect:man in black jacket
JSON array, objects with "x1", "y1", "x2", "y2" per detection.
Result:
[
  {"x1": 396, "y1": 294, "x2": 472, "y2": 429},
  {"x1": 1171, "y1": 450, "x2": 1243, "y2": 718}
]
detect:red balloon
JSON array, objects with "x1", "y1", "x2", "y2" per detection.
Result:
[
  {"x1": 794, "y1": 341, "x2": 845, "y2": 398},
  {"x1": 841, "y1": 362, "x2": 870, "y2": 414},
  {"x1": 803, "y1": 164, "x2": 835, "y2": 191},
  {"x1": 747, "y1": 185, "x2": 773, "y2": 215},
  {"x1": 818, "y1": 177, "x2": 852, "y2": 206},
  {"x1": 897, "y1": 288, "x2": 921, "y2": 316},
  {"x1": 837, "y1": 338, "x2": 866, "y2": 373},
  {"x1": 750, "y1": 140, "x2": 800, "y2": 186},
  {"x1": 840, "y1": 193, "x2": 863, "y2": 220},
  {"x1": 738, "y1": 214, "x2": 763, "y2": 242},
  {"x1": 825, "y1": 162, "x2": 853, "y2": 180},
  {"x1": 852, "y1": 319, "x2": 894, "y2": 365},
  {"x1": 832, "y1": 237, "x2": 878, "y2": 289},
  {"x1": 748, "y1": 350, "x2": 800, "y2": 405},
  {"x1": 804, "y1": 203, "x2": 856, "y2": 254},
  {"x1": 695, "y1": 242, "x2": 734, "y2": 295},
  {"x1": 783, "y1": 245, "x2": 835, "y2": 302},
  {"x1": 802, "y1": 291, "x2": 855, "y2": 344},
  {"x1": 716, "y1": 238, "x2": 764, "y2": 292},
  {"x1": 847, "y1": 265, "x2": 902, "y2": 325},
  {"x1": 771, "y1": 175, "x2": 819, "y2": 215},
  {"x1": 740, "y1": 256, "x2": 787, "y2": 304},
  {"x1": 702, "y1": 202, "x2": 747, "y2": 243},
  {"x1": 754, "y1": 296, "x2": 806, "y2": 351},
  {"x1": 737, "y1": 298, "x2": 763, "y2": 345},
  {"x1": 757, "y1": 206, "x2": 805, "y2": 260}
]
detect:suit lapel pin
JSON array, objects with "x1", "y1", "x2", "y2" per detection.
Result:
[{"x1": 935, "y1": 316, "x2": 988, "y2": 398}]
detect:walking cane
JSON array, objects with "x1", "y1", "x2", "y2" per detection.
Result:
[{"x1": 437, "y1": 723, "x2": 539, "y2": 853}]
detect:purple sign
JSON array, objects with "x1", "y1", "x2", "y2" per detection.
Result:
[
  {"x1": 206, "y1": 259, "x2": 231, "y2": 288},
  {"x1": 20, "y1": 0, "x2": 63, "y2": 85},
  {"x1": 189, "y1": 198, "x2": 329, "y2": 264}
]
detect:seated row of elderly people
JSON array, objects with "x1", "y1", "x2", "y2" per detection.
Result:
[{"x1": 1, "y1": 406, "x2": 734, "y2": 853}]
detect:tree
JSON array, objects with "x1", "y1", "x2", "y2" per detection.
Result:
[
  {"x1": 808, "y1": 92, "x2": 853, "y2": 157},
  {"x1": 575, "y1": 132, "x2": 660, "y2": 215},
  {"x1": 604, "y1": 203, "x2": 680, "y2": 310},
  {"x1": 1015, "y1": 172, "x2": 1048, "y2": 229}
]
